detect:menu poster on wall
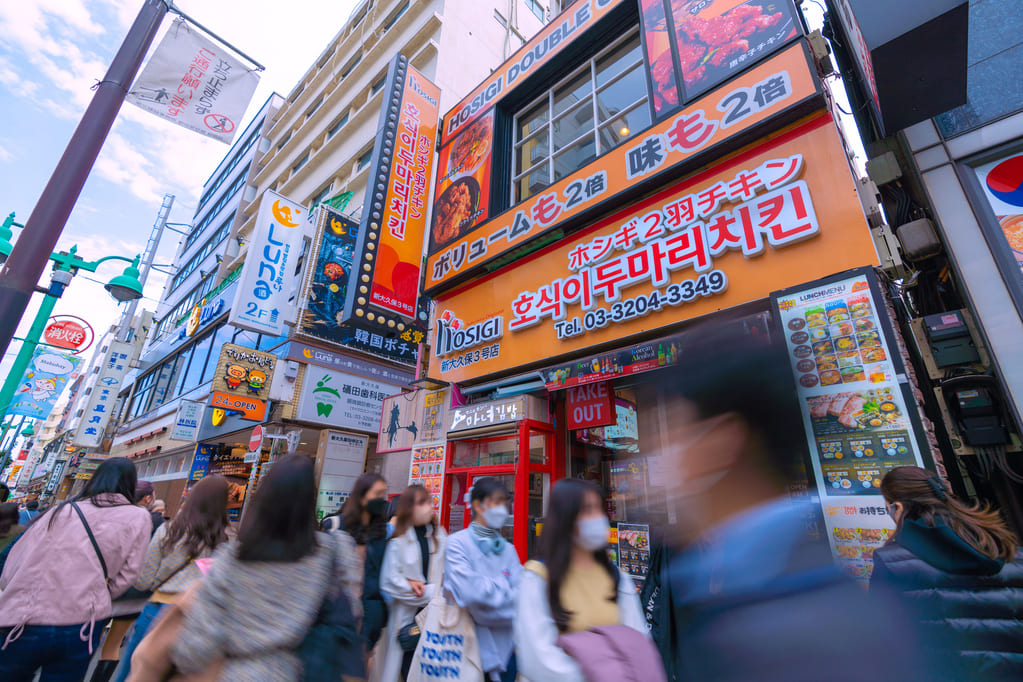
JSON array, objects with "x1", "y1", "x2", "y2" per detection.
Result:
[
  {"x1": 617, "y1": 523, "x2": 651, "y2": 581},
  {"x1": 409, "y1": 442, "x2": 447, "y2": 515},
  {"x1": 773, "y1": 269, "x2": 928, "y2": 582}
]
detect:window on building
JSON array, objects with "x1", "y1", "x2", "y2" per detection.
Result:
[
  {"x1": 277, "y1": 131, "x2": 292, "y2": 151},
  {"x1": 310, "y1": 183, "x2": 334, "y2": 209},
  {"x1": 305, "y1": 96, "x2": 323, "y2": 119},
  {"x1": 371, "y1": 75, "x2": 386, "y2": 95},
  {"x1": 350, "y1": 0, "x2": 371, "y2": 30},
  {"x1": 356, "y1": 148, "x2": 373, "y2": 170},
  {"x1": 383, "y1": 1, "x2": 409, "y2": 32},
  {"x1": 293, "y1": 152, "x2": 310, "y2": 174},
  {"x1": 194, "y1": 124, "x2": 262, "y2": 217},
  {"x1": 525, "y1": 0, "x2": 545, "y2": 22},
  {"x1": 178, "y1": 328, "x2": 216, "y2": 396},
  {"x1": 327, "y1": 111, "x2": 350, "y2": 138},
  {"x1": 341, "y1": 52, "x2": 362, "y2": 79},
  {"x1": 512, "y1": 29, "x2": 648, "y2": 203}
]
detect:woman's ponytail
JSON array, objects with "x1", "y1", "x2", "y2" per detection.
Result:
[{"x1": 881, "y1": 466, "x2": 1017, "y2": 563}]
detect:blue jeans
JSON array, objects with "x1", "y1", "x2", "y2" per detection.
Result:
[
  {"x1": 0, "y1": 621, "x2": 107, "y2": 682},
  {"x1": 113, "y1": 602, "x2": 166, "y2": 682}
]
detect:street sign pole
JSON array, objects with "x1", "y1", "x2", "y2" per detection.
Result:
[{"x1": 0, "y1": 0, "x2": 167, "y2": 361}]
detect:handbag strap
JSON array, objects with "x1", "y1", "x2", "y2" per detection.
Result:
[{"x1": 71, "y1": 501, "x2": 108, "y2": 582}]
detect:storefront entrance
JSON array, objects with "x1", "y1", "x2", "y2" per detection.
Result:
[{"x1": 442, "y1": 419, "x2": 560, "y2": 562}]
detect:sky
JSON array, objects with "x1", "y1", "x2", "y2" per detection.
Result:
[{"x1": 0, "y1": 0, "x2": 358, "y2": 403}]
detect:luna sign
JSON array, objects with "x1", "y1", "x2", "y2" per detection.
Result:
[{"x1": 230, "y1": 190, "x2": 306, "y2": 336}]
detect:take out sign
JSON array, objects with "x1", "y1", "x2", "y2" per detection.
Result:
[
  {"x1": 429, "y1": 116, "x2": 880, "y2": 385},
  {"x1": 426, "y1": 43, "x2": 821, "y2": 292}
]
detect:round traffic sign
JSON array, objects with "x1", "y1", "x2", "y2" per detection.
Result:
[
  {"x1": 249, "y1": 425, "x2": 264, "y2": 453},
  {"x1": 43, "y1": 316, "x2": 94, "y2": 354}
]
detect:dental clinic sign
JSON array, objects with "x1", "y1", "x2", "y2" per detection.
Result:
[
  {"x1": 230, "y1": 190, "x2": 306, "y2": 336},
  {"x1": 296, "y1": 366, "x2": 400, "y2": 432}
]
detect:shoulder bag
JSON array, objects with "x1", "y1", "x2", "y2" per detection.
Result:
[{"x1": 299, "y1": 536, "x2": 366, "y2": 682}]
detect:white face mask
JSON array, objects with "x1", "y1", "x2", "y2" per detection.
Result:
[
  {"x1": 575, "y1": 516, "x2": 610, "y2": 551},
  {"x1": 482, "y1": 504, "x2": 509, "y2": 529}
]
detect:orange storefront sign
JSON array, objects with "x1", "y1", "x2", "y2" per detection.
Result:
[
  {"x1": 209, "y1": 391, "x2": 267, "y2": 421},
  {"x1": 369, "y1": 65, "x2": 440, "y2": 318},
  {"x1": 428, "y1": 115, "x2": 879, "y2": 384},
  {"x1": 425, "y1": 42, "x2": 821, "y2": 292}
]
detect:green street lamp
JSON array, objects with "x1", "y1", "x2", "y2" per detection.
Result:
[
  {"x1": 0, "y1": 216, "x2": 143, "y2": 429},
  {"x1": 20, "y1": 422, "x2": 35, "y2": 438}
]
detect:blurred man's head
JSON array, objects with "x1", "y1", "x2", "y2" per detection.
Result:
[
  {"x1": 0, "y1": 482, "x2": 9, "y2": 503},
  {"x1": 135, "y1": 479, "x2": 155, "y2": 507},
  {"x1": 26, "y1": 499, "x2": 38, "y2": 511},
  {"x1": 650, "y1": 322, "x2": 806, "y2": 543}
]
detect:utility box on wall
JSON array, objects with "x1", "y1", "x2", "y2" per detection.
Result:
[{"x1": 829, "y1": 0, "x2": 969, "y2": 135}]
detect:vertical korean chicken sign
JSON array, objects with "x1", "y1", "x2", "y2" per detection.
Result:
[{"x1": 345, "y1": 54, "x2": 440, "y2": 325}]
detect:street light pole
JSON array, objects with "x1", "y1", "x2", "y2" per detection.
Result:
[
  {"x1": 0, "y1": 247, "x2": 142, "y2": 424},
  {"x1": 0, "y1": 0, "x2": 167, "y2": 362}
]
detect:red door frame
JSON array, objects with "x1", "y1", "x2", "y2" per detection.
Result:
[{"x1": 442, "y1": 418, "x2": 561, "y2": 563}]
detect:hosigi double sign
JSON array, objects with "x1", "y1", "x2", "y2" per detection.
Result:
[
  {"x1": 430, "y1": 117, "x2": 879, "y2": 384},
  {"x1": 426, "y1": 43, "x2": 821, "y2": 292}
]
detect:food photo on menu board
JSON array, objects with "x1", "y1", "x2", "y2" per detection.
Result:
[
  {"x1": 784, "y1": 288, "x2": 893, "y2": 389},
  {"x1": 806, "y1": 389, "x2": 918, "y2": 496},
  {"x1": 430, "y1": 109, "x2": 494, "y2": 252}
]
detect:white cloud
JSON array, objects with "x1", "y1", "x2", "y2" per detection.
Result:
[{"x1": 0, "y1": 143, "x2": 13, "y2": 162}]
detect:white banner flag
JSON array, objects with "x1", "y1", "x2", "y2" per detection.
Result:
[
  {"x1": 127, "y1": 18, "x2": 259, "y2": 144},
  {"x1": 72, "y1": 341, "x2": 134, "y2": 448},
  {"x1": 229, "y1": 190, "x2": 307, "y2": 336}
]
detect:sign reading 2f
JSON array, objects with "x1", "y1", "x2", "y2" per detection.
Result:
[{"x1": 230, "y1": 190, "x2": 307, "y2": 336}]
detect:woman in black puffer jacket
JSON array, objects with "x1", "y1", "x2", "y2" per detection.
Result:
[{"x1": 871, "y1": 466, "x2": 1023, "y2": 681}]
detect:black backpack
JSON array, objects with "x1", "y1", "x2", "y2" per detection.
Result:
[{"x1": 299, "y1": 536, "x2": 365, "y2": 682}]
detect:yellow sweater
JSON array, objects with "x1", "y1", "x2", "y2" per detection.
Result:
[{"x1": 525, "y1": 559, "x2": 619, "y2": 633}]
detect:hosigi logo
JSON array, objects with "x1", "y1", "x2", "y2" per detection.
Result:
[{"x1": 435, "y1": 310, "x2": 503, "y2": 357}]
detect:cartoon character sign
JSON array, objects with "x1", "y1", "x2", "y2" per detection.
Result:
[
  {"x1": 21, "y1": 378, "x2": 58, "y2": 402},
  {"x1": 225, "y1": 364, "x2": 247, "y2": 390},
  {"x1": 246, "y1": 369, "x2": 267, "y2": 394}
]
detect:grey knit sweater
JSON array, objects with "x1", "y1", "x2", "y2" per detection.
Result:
[
  {"x1": 171, "y1": 531, "x2": 361, "y2": 681},
  {"x1": 132, "y1": 523, "x2": 220, "y2": 595}
]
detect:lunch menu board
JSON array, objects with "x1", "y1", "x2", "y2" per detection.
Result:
[
  {"x1": 773, "y1": 271, "x2": 926, "y2": 582},
  {"x1": 409, "y1": 442, "x2": 447, "y2": 516}
]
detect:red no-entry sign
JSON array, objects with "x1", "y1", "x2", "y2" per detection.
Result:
[{"x1": 249, "y1": 425, "x2": 264, "y2": 453}]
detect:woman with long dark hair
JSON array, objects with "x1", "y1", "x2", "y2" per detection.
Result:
[
  {"x1": 514, "y1": 478, "x2": 647, "y2": 681},
  {"x1": 871, "y1": 466, "x2": 1023, "y2": 680},
  {"x1": 373, "y1": 484, "x2": 447, "y2": 682},
  {"x1": 170, "y1": 455, "x2": 362, "y2": 679},
  {"x1": 443, "y1": 477, "x2": 522, "y2": 682},
  {"x1": 112, "y1": 475, "x2": 232, "y2": 682},
  {"x1": 339, "y1": 472, "x2": 391, "y2": 652},
  {"x1": 0, "y1": 458, "x2": 152, "y2": 681}
]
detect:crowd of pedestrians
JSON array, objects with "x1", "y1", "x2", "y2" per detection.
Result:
[{"x1": 0, "y1": 337, "x2": 1021, "y2": 681}]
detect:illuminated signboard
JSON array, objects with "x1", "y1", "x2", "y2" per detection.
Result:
[
  {"x1": 638, "y1": 0, "x2": 800, "y2": 116},
  {"x1": 342, "y1": 54, "x2": 440, "y2": 327},
  {"x1": 428, "y1": 116, "x2": 879, "y2": 384},
  {"x1": 425, "y1": 43, "x2": 821, "y2": 292},
  {"x1": 297, "y1": 207, "x2": 428, "y2": 365}
]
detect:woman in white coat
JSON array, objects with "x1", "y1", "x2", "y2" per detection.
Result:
[
  {"x1": 373, "y1": 484, "x2": 447, "y2": 682},
  {"x1": 514, "y1": 478, "x2": 649, "y2": 682}
]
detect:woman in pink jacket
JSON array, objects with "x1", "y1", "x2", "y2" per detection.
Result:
[{"x1": 0, "y1": 457, "x2": 152, "y2": 681}]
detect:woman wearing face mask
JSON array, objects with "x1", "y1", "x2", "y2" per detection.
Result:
[
  {"x1": 514, "y1": 478, "x2": 647, "y2": 682},
  {"x1": 373, "y1": 484, "x2": 447, "y2": 682},
  {"x1": 339, "y1": 473, "x2": 390, "y2": 651},
  {"x1": 443, "y1": 477, "x2": 522, "y2": 682}
]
